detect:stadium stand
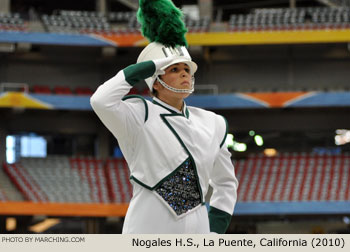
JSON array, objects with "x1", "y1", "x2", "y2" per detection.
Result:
[
  {"x1": 184, "y1": 15, "x2": 211, "y2": 32},
  {"x1": 3, "y1": 157, "x2": 97, "y2": 203},
  {"x1": 229, "y1": 7, "x2": 350, "y2": 31},
  {"x1": 70, "y1": 157, "x2": 110, "y2": 203},
  {"x1": 74, "y1": 87, "x2": 94, "y2": 96},
  {"x1": 0, "y1": 190, "x2": 6, "y2": 201},
  {"x1": 235, "y1": 152, "x2": 350, "y2": 202},
  {"x1": 0, "y1": 166, "x2": 24, "y2": 202},
  {"x1": 32, "y1": 85, "x2": 51, "y2": 94},
  {"x1": 111, "y1": 12, "x2": 210, "y2": 33},
  {"x1": 1, "y1": 156, "x2": 121, "y2": 204},
  {"x1": 105, "y1": 159, "x2": 132, "y2": 203},
  {"x1": 333, "y1": 0, "x2": 350, "y2": 7},
  {"x1": 3, "y1": 161, "x2": 48, "y2": 202},
  {"x1": 108, "y1": 11, "x2": 135, "y2": 24},
  {"x1": 53, "y1": 86, "x2": 73, "y2": 95},
  {"x1": 42, "y1": 10, "x2": 111, "y2": 34},
  {"x1": 0, "y1": 12, "x2": 27, "y2": 31},
  {"x1": 1, "y1": 6, "x2": 349, "y2": 38},
  {"x1": 2, "y1": 153, "x2": 349, "y2": 206},
  {"x1": 40, "y1": 10, "x2": 210, "y2": 34}
]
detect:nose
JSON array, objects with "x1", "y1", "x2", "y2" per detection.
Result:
[{"x1": 181, "y1": 69, "x2": 190, "y2": 78}]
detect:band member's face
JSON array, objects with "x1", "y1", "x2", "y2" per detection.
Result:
[{"x1": 153, "y1": 63, "x2": 192, "y2": 99}]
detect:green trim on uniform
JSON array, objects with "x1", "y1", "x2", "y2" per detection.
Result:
[
  {"x1": 153, "y1": 158, "x2": 191, "y2": 189},
  {"x1": 129, "y1": 175, "x2": 153, "y2": 190},
  {"x1": 122, "y1": 95, "x2": 149, "y2": 122},
  {"x1": 128, "y1": 112, "x2": 202, "y2": 204},
  {"x1": 160, "y1": 114, "x2": 204, "y2": 204},
  {"x1": 123, "y1": 61, "x2": 155, "y2": 86},
  {"x1": 208, "y1": 206, "x2": 232, "y2": 234},
  {"x1": 185, "y1": 106, "x2": 189, "y2": 119},
  {"x1": 130, "y1": 158, "x2": 190, "y2": 190},
  {"x1": 152, "y1": 99, "x2": 179, "y2": 115},
  {"x1": 219, "y1": 116, "x2": 229, "y2": 149},
  {"x1": 153, "y1": 99, "x2": 190, "y2": 119}
]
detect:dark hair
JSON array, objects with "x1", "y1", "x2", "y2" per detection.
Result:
[{"x1": 150, "y1": 77, "x2": 161, "y2": 97}]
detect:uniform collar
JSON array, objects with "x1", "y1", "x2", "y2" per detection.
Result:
[{"x1": 153, "y1": 97, "x2": 189, "y2": 118}]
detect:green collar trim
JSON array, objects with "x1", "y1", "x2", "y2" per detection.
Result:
[
  {"x1": 152, "y1": 99, "x2": 189, "y2": 119},
  {"x1": 122, "y1": 95, "x2": 149, "y2": 122},
  {"x1": 219, "y1": 116, "x2": 228, "y2": 148},
  {"x1": 153, "y1": 99, "x2": 178, "y2": 114},
  {"x1": 185, "y1": 106, "x2": 189, "y2": 118}
]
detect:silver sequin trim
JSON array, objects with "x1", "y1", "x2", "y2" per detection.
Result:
[{"x1": 155, "y1": 159, "x2": 201, "y2": 215}]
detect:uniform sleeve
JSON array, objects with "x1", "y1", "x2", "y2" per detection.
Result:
[
  {"x1": 208, "y1": 116, "x2": 239, "y2": 234},
  {"x1": 90, "y1": 61, "x2": 155, "y2": 144}
]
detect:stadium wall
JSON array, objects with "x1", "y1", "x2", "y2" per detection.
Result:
[{"x1": 1, "y1": 44, "x2": 350, "y2": 93}]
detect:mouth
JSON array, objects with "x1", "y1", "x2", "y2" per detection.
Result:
[{"x1": 181, "y1": 81, "x2": 190, "y2": 86}]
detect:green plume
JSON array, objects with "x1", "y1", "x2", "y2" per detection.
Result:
[{"x1": 137, "y1": 0, "x2": 188, "y2": 47}]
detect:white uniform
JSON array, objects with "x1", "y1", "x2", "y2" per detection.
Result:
[{"x1": 90, "y1": 62, "x2": 238, "y2": 234}]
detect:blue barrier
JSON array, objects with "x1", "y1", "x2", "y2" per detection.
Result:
[{"x1": 0, "y1": 31, "x2": 113, "y2": 46}]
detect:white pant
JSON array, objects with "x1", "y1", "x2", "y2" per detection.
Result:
[{"x1": 122, "y1": 181, "x2": 210, "y2": 234}]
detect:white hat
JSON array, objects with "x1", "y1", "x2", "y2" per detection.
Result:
[{"x1": 137, "y1": 42, "x2": 198, "y2": 91}]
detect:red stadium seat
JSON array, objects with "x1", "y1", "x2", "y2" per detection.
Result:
[
  {"x1": 54, "y1": 86, "x2": 73, "y2": 95},
  {"x1": 32, "y1": 85, "x2": 51, "y2": 94},
  {"x1": 74, "y1": 87, "x2": 94, "y2": 96}
]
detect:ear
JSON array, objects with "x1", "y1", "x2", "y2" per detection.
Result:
[{"x1": 153, "y1": 80, "x2": 161, "y2": 91}]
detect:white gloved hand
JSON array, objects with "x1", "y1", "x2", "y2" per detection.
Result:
[{"x1": 152, "y1": 56, "x2": 177, "y2": 76}]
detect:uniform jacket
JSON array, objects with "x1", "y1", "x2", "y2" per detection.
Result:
[{"x1": 90, "y1": 61, "x2": 238, "y2": 233}]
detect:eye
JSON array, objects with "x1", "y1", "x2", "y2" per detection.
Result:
[
  {"x1": 185, "y1": 68, "x2": 190, "y2": 73},
  {"x1": 170, "y1": 67, "x2": 178, "y2": 72}
]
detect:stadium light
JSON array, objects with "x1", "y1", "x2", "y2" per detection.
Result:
[
  {"x1": 264, "y1": 148, "x2": 277, "y2": 157},
  {"x1": 6, "y1": 136, "x2": 16, "y2": 164},
  {"x1": 225, "y1": 133, "x2": 247, "y2": 152},
  {"x1": 254, "y1": 135, "x2": 264, "y2": 146},
  {"x1": 233, "y1": 142, "x2": 247, "y2": 152},
  {"x1": 225, "y1": 133, "x2": 234, "y2": 148},
  {"x1": 335, "y1": 129, "x2": 350, "y2": 145}
]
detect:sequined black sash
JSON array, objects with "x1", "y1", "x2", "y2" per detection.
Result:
[{"x1": 155, "y1": 159, "x2": 201, "y2": 216}]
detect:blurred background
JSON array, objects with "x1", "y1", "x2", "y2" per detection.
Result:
[{"x1": 0, "y1": 0, "x2": 350, "y2": 234}]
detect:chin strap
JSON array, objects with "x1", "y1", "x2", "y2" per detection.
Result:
[{"x1": 156, "y1": 76, "x2": 195, "y2": 94}]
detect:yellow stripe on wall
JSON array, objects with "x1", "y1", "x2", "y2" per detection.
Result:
[
  {"x1": 97, "y1": 29, "x2": 350, "y2": 47},
  {"x1": 186, "y1": 29, "x2": 350, "y2": 46}
]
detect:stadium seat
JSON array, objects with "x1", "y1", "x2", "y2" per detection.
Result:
[
  {"x1": 0, "y1": 166, "x2": 24, "y2": 202},
  {"x1": 235, "y1": 152, "x2": 350, "y2": 202},
  {"x1": 54, "y1": 86, "x2": 73, "y2": 95},
  {"x1": 228, "y1": 7, "x2": 350, "y2": 31},
  {"x1": 42, "y1": 10, "x2": 111, "y2": 34},
  {"x1": 0, "y1": 12, "x2": 27, "y2": 31},
  {"x1": 105, "y1": 159, "x2": 132, "y2": 203},
  {"x1": 74, "y1": 87, "x2": 94, "y2": 96},
  {"x1": 2, "y1": 152, "x2": 349, "y2": 205},
  {"x1": 32, "y1": 85, "x2": 51, "y2": 94}
]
